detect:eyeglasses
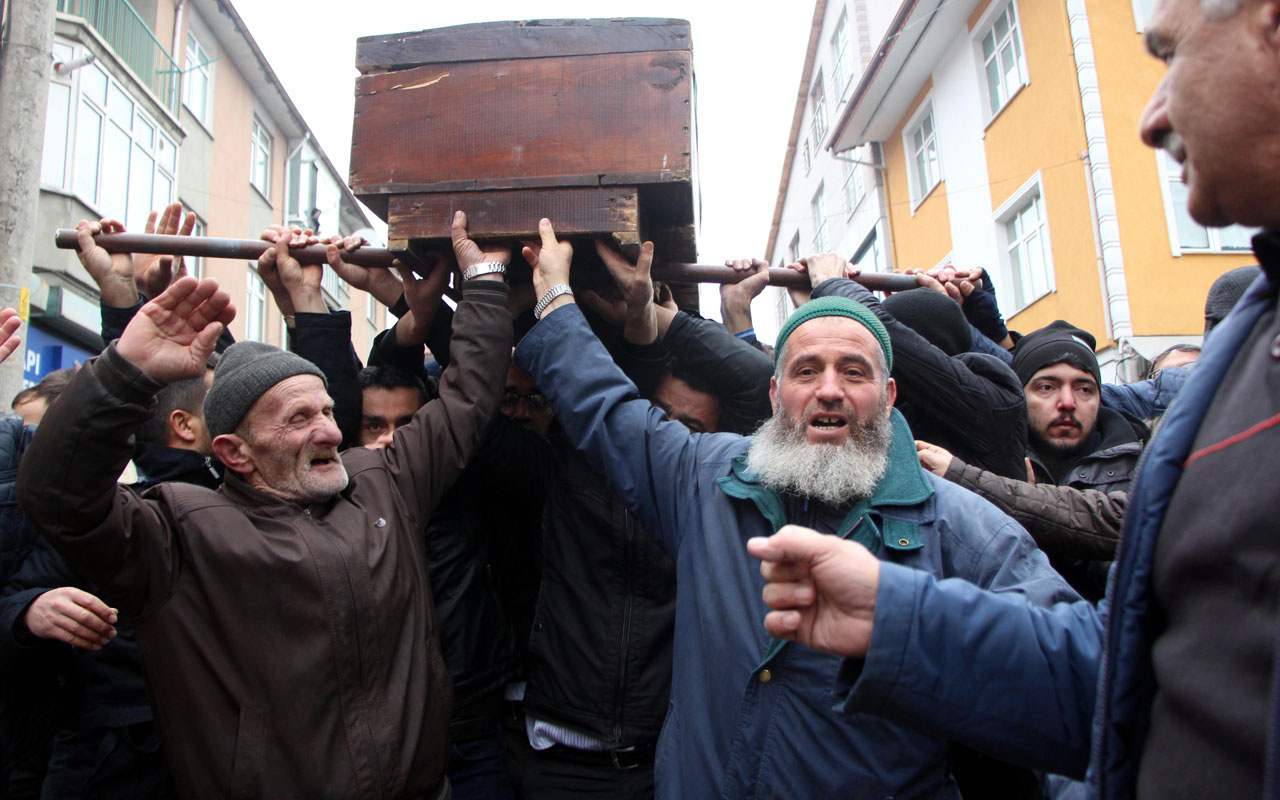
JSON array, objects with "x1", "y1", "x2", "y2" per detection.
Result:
[{"x1": 501, "y1": 389, "x2": 549, "y2": 411}]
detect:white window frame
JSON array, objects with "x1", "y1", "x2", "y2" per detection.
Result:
[
  {"x1": 53, "y1": 54, "x2": 177, "y2": 232},
  {"x1": 974, "y1": 0, "x2": 1029, "y2": 121},
  {"x1": 811, "y1": 182, "x2": 829, "y2": 254},
  {"x1": 1153, "y1": 151, "x2": 1258, "y2": 255},
  {"x1": 831, "y1": 10, "x2": 854, "y2": 100},
  {"x1": 993, "y1": 172, "x2": 1055, "y2": 312},
  {"x1": 787, "y1": 231, "x2": 801, "y2": 264},
  {"x1": 842, "y1": 156, "x2": 866, "y2": 217},
  {"x1": 1131, "y1": 0, "x2": 1157, "y2": 31},
  {"x1": 245, "y1": 265, "x2": 267, "y2": 342},
  {"x1": 902, "y1": 100, "x2": 941, "y2": 210},
  {"x1": 809, "y1": 71, "x2": 828, "y2": 148},
  {"x1": 250, "y1": 116, "x2": 272, "y2": 197},
  {"x1": 187, "y1": 215, "x2": 206, "y2": 280},
  {"x1": 41, "y1": 40, "x2": 76, "y2": 189},
  {"x1": 366, "y1": 292, "x2": 380, "y2": 341},
  {"x1": 183, "y1": 31, "x2": 213, "y2": 128},
  {"x1": 852, "y1": 228, "x2": 884, "y2": 274},
  {"x1": 802, "y1": 138, "x2": 812, "y2": 176}
]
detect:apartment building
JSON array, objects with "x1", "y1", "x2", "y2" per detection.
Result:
[
  {"x1": 824, "y1": 0, "x2": 1255, "y2": 378},
  {"x1": 25, "y1": 0, "x2": 385, "y2": 386}
]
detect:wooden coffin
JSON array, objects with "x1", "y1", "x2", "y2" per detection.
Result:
[{"x1": 350, "y1": 18, "x2": 698, "y2": 291}]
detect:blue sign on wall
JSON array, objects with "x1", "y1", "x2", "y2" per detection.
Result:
[{"x1": 21, "y1": 325, "x2": 97, "y2": 389}]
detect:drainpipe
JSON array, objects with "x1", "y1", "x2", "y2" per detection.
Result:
[
  {"x1": 170, "y1": 0, "x2": 187, "y2": 63},
  {"x1": 1066, "y1": 0, "x2": 1133, "y2": 347}
]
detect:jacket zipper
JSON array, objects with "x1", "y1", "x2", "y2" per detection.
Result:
[{"x1": 613, "y1": 501, "x2": 634, "y2": 744}]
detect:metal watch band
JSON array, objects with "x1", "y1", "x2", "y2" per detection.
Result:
[
  {"x1": 534, "y1": 284, "x2": 574, "y2": 319},
  {"x1": 462, "y1": 261, "x2": 507, "y2": 281}
]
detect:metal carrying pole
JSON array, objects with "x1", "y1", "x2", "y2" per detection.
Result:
[{"x1": 53, "y1": 229, "x2": 922, "y2": 292}]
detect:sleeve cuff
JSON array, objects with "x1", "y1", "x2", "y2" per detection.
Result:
[
  {"x1": 460, "y1": 279, "x2": 511, "y2": 307},
  {"x1": 835, "y1": 560, "x2": 926, "y2": 715},
  {"x1": 95, "y1": 345, "x2": 164, "y2": 406}
]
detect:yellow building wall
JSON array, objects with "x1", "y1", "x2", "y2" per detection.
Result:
[
  {"x1": 1086, "y1": 0, "x2": 1237, "y2": 338},
  {"x1": 977, "y1": 0, "x2": 1108, "y2": 342},
  {"x1": 883, "y1": 79, "x2": 954, "y2": 271}
]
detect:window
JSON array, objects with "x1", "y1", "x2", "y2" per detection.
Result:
[
  {"x1": 852, "y1": 228, "x2": 884, "y2": 274},
  {"x1": 905, "y1": 104, "x2": 941, "y2": 205},
  {"x1": 251, "y1": 117, "x2": 272, "y2": 196},
  {"x1": 183, "y1": 32, "x2": 212, "y2": 127},
  {"x1": 1131, "y1": 0, "x2": 1157, "y2": 30},
  {"x1": 788, "y1": 231, "x2": 801, "y2": 264},
  {"x1": 810, "y1": 72, "x2": 828, "y2": 147},
  {"x1": 842, "y1": 157, "x2": 866, "y2": 216},
  {"x1": 802, "y1": 138, "x2": 811, "y2": 175},
  {"x1": 321, "y1": 263, "x2": 350, "y2": 310},
  {"x1": 980, "y1": 2, "x2": 1028, "y2": 116},
  {"x1": 366, "y1": 293, "x2": 379, "y2": 341},
  {"x1": 49, "y1": 55, "x2": 177, "y2": 232},
  {"x1": 831, "y1": 11, "x2": 854, "y2": 99},
  {"x1": 187, "y1": 217, "x2": 205, "y2": 279},
  {"x1": 996, "y1": 178, "x2": 1054, "y2": 311},
  {"x1": 1156, "y1": 151, "x2": 1257, "y2": 253},
  {"x1": 811, "y1": 183, "x2": 829, "y2": 253},
  {"x1": 245, "y1": 266, "x2": 266, "y2": 341}
]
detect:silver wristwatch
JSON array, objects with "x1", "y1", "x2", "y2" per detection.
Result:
[
  {"x1": 462, "y1": 261, "x2": 507, "y2": 281},
  {"x1": 534, "y1": 284, "x2": 574, "y2": 319}
]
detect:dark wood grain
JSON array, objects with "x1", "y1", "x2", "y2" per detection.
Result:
[
  {"x1": 387, "y1": 188, "x2": 640, "y2": 242},
  {"x1": 350, "y1": 50, "x2": 692, "y2": 198},
  {"x1": 356, "y1": 19, "x2": 691, "y2": 72}
]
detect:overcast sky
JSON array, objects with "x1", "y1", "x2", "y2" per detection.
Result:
[{"x1": 235, "y1": 0, "x2": 813, "y2": 271}]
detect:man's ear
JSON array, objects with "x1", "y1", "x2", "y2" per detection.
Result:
[
  {"x1": 884, "y1": 377, "x2": 897, "y2": 414},
  {"x1": 211, "y1": 434, "x2": 254, "y2": 476},
  {"x1": 769, "y1": 375, "x2": 779, "y2": 414},
  {"x1": 168, "y1": 409, "x2": 198, "y2": 445},
  {"x1": 1257, "y1": 1, "x2": 1280, "y2": 52}
]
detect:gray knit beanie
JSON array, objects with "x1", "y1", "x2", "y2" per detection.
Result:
[
  {"x1": 1204, "y1": 265, "x2": 1262, "y2": 334},
  {"x1": 204, "y1": 341, "x2": 327, "y2": 438}
]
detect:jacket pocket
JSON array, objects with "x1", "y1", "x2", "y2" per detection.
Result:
[{"x1": 230, "y1": 706, "x2": 266, "y2": 798}]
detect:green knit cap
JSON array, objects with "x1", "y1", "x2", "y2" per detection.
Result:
[{"x1": 774, "y1": 296, "x2": 893, "y2": 373}]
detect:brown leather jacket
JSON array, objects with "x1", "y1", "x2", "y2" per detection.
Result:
[{"x1": 17, "y1": 282, "x2": 512, "y2": 799}]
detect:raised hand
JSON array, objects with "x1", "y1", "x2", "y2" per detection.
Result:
[
  {"x1": 115, "y1": 277, "x2": 235, "y2": 384},
  {"x1": 76, "y1": 218, "x2": 139, "y2": 307},
  {"x1": 0, "y1": 309, "x2": 22, "y2": 366},
  {"x1": 523, "y1": 218, "x2": 574, "y2": 313},
  {"x1": 135, "y1": 202, "x2": 197, "y2": 299},
  {"x1": 720, "y1": 257, "x2": 771, "y2": 335},
  {"x1": 23, "y1": 586, "x2": 118, "y2": 650},
  {"x1": 325, "y1": 234, "x2": 408, "y2": 307},
  {"x1": 746, "y1": 525, "x2": 881, "y2": 659},
  {"x1": 258, "y1": 226, "x2": 325, "y2": 314},
  {"x1": 451, "y1": 210, "x2": 511, "y2": 274},
  {"x1": 391, "y1": 257, "x2": 452, "y2": 346}
]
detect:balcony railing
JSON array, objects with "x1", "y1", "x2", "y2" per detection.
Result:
[{"x1": 56, "y1": 0, "x2": 181, "y2": 117}]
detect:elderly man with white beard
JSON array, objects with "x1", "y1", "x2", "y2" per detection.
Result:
[{"x1": 513, "y1": 219, "x2": 1081, "y2": 800}]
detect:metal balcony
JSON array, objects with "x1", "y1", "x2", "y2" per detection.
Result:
[{"x1": 56, "y1": 0, "x2": 180, "y2": 117}]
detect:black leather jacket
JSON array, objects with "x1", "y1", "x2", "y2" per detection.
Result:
[{"x1": 813, "y1": 278, "x2": 1029, "y2": 480}]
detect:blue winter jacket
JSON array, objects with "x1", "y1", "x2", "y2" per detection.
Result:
[{"x1": 516, "y1": 304, "x2": 1080, "y2": 799}]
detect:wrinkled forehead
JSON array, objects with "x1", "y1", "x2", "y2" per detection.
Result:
[{"x1": 782, "y1": 316, "x2": 883, "y2": 370}]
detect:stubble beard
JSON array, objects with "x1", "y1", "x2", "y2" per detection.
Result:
[{"x1": 745, "y1": 399, "x2": 894, "y2": 507}]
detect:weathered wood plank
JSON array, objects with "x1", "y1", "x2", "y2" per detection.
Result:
[
  {"x1": 387, "y1": 187, "x2": 640, "y2": 242},
  {"x1": 356, "y1": 19, "x2": 691, "y2": 72},
  {"x1": 350, "y1": 50, "x2": 692, "y2": 200}
]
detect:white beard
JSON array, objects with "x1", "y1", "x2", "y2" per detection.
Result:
[{"x1": 744, "y1": 403, "x2": 893, "y2": 506}]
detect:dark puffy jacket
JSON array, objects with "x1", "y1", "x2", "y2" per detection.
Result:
[
  {"x1": 1027, "y1": 406, "x2": 1147, "y2": 494},
  {"x1": 0, "y1": 416, "x2": 36, "y2": 587},
  {"x1": 522, "y1": 428, "x2": 676, "y2": 745},
  {"x1": 812, "y1": 278, "x2": 1029, "y2": 480}
]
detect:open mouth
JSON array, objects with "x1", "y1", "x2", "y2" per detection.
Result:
[
  {"x1": 809, "y1": 415, "x2": 849, "y2": 430},
  {"x1": 309, "y1": 456, "x2": 338, "y2": 468}
]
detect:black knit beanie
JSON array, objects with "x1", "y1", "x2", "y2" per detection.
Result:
[
  {"x1": 1204, "y1": 265, "x2": 1262, "y2": 334},
  {"x1": 204, "y1": 341, "x2": 327, "y2": 438},
  {"x1": 1011, "y1": 320, "x2": 1100, "y2": 387},
  {"x1": 882, "y1": 289, "x2": 972, "y2": 357}
]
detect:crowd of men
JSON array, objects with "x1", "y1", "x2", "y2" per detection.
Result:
[{"x1": 0, "y1": 0, "x2": 1275, "y2": 797}]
